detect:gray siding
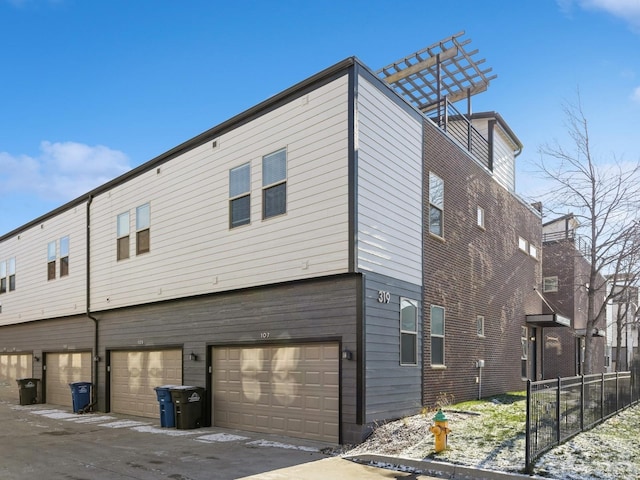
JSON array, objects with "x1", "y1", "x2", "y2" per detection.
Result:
[
  {"x1": 363, "y1": 272, "x2": 422, "y2": 422},
  {"x1": 97, "y1": 274, "x2": 361, "y2": 443}
]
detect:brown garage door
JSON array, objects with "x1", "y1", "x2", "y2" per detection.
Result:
[
  {"x1": 45, "y1": 352, "x2": 92, "y2": 407},
  {"x1": 0, "y1": 354, "x2": 32, "y2": 399},
  {"x1": 110, "y1": 349, "x2": 182, "y2": 418},
  {"x1": 213, "y1": 343, "x2": 339, "y2": 443}
]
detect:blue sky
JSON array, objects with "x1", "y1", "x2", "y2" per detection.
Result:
[{"x1": 1, "y1": 0, "x2": 639, "y2": 235}]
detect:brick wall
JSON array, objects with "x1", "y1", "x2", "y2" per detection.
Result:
[{"x1": 422, "y1": 119, "x2": 542, "y2": 406}]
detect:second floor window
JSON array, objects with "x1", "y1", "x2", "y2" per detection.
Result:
[
  {"x1": 262, "y1": 148, "x2": 287, "y2": 219},
  {"x1": 136, "y1": 203, "x2": 150, "y2": 255},
  {"x1": 117, "y1": 211, "x2": 130, "y2": 261},
  {"x1": 429, "y1": 173, "x2": 444, "y2": 237},
  {"x1": 47, "y1": 241, "x2": 57, "y2": 281},
  {"x1": 8, "y1": 257, "x2": 15, "y2": 291},
  {"x1": 0, "y1": 261, "x2": 6, "y2": 294},
  {"x1": 229, "y1": 163, "x2": 251, "y2": 228},
  {"x1": 60, "y1": 236, "x2": 69, "y2": 277},
  {"x1": 543, "y1": 276, "x2": 558, "y2": 292}
]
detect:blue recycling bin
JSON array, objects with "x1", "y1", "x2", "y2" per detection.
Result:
[
  {"x1": 69, "y1": 381, "x2": 92, "y2": 413},
  {"x1": 154, "y1": 385, "x2": 178, "y2": 428}
]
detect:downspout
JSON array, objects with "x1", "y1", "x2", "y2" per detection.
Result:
[{"x1": 86, "y1": 194, "x2": 99, "y2": 410}]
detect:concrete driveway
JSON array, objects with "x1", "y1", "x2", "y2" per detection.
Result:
[{"x1": 0, "y1": 392, "x2": 441, "y2": 480}]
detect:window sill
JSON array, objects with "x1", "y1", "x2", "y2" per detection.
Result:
[
  {"x1": 431, "y1": 364, "x2": 447, "y2": 370},
  {"x1": 429, "y1": 232, "x2": 446, "y2": 244}
]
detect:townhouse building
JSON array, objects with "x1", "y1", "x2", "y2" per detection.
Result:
[
  {"x1": 540, "y1": 214, "x2": 607, "y2": 378},
  {"x1": 0, "y1": 33, "x2": 544, "y2": 444}
]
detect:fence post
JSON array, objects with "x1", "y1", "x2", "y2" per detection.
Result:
[
  {"x1": 525, "y1": 379, "x2": 532, "y2": 474},
  {"x1": 556, "y1": 377, "x2": 561, "y2": 444},
  {"x1": 601, "y1": 373, "x2": 605, "y2": 422},
  {"x1": 580, "y1": 375, "x2": 585, "y2": 432}
]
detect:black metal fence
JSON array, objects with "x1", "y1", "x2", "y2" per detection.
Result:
[{"x1": 525, "y1": 370, "x2": 640, "y2": 473}]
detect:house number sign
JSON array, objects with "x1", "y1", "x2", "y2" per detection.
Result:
[
  {"x1": 260, "y1": 332, "x2": 270, "y2": 339},
  {"x1": 377, "y1": 291, "x2": 391, "y2": 303}
]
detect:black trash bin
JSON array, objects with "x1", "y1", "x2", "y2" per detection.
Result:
[
  {"x1": 154, "y1": 385, "x2": 178, "y2": 428},
  {"x1": 69, "y1": 381, "x2": 92, "y2": 413},
  {"x1": 16, "y1": 378, "x2": 39, "y2": 405},
  {"x1": 169, "y1": 386, "x2": 204, "y2": 429}
]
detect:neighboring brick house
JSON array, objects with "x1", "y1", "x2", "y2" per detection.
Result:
[
  {"x1": 541, "y1": 214, "x2": 607, "y2": 378},
  {"x1": 0, "y1": 33, "x2": 546, "y2": 443}
]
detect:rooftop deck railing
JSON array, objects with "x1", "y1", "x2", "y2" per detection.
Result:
[{"x1": 429, "y1": 97, "x2": 491, "y2": 171}]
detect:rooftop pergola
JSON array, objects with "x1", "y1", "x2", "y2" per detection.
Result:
[{"x1": 376, "y1": 31, "x2": 496, "y2": 113}]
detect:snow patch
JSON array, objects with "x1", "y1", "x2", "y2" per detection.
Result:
[
  {"x1": 98, "y1": 420, "x2": 150, "y2": 428},
  {"x1": 196, "y1": 433, "x2": 250, "y2": 443},
  {"x1": 246, "y1": 440, "x2": 319, "y2": 452},
  {"x1": 132, "y1": 425, "x2": 201, "y2": 436}
]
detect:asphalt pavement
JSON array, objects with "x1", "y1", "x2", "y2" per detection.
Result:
[{"x1": 0, "y1": 388, "x2": 448, "y2": 480}]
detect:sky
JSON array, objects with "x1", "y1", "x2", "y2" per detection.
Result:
[{"x1": 1, "y1": 0, "x2": 639, "y2": 235}]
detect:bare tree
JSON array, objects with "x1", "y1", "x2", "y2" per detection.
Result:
[{"x1": 536, "y1": 93, "x2": 640, "y2": 374}]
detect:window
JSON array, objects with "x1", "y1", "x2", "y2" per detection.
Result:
[
  {"x1": 0, "y1": 261, "x2": 6, "y2": 294},
  {"x1": 543, "y1": 276, "x2": 558, "y2": 293},
  {"x1": 262, "y1": 148, "x2": 287, "y2": 219},
  {"x1": 8, "y1": 257, "x2": 15, "y2": 291},
  {"x1": 477, "y1": 206, "x2": 485, "y2": 229},
  {"x1": 229, "y1": 163, "x2": 251, "y2": 228},
  {"x1": 60, "y1": 236, "x2": 69, "y2": 277},
  {"x1": 431, "y1": 305, "x2": 445, "y2": 365},
  {"x1": 136, "y1": 203, "x2": 150, "y2": 255},
  {"x1": 429, "y1": 173, "x2": 444, "y2": 237},
  {"x1": 518, "y1": 236, "x2": 528, "y2": 252},
  {"x1": 400, "y1": 298, "x2": 418, "y2": 365},
  {"x1": 47, "y1": 241, "x2": 57, "y2": 281},
  {"x1": 529, "y1": 244, "x2": 538, "y2": 259},
  {"x1": 477, "y1": 315, "x2": 485, "y2": 337},
  {"x1": 117, "y1": 211, "x2": 130, "y2": 261},
  {"x1": 521, "y1": 326, "x2": 528, "y2": 379}
]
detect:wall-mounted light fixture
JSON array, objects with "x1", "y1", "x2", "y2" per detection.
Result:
[
  {"x1": 189, "y1": 352, "x2": 198, "y2": 361},
  {"x1": 33, "y1": 356, "x2": 40, "y2": 362},
  {"x1": 341, "y1": 349, "x2": 352, "y2": 361}
]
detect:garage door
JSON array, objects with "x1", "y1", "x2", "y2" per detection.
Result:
[
  {"x1": 213, "y1": 343, "x2": 339, "y2": 443},
  {"x1": 110, "y1": 350, "x2": 182, "y2": 418},
  {"x1": 0, "y1": 354, "x2": 32, "y2": 399},
  {"x1": 45, "y1": 352, "x2": 92, "y2": 407}
]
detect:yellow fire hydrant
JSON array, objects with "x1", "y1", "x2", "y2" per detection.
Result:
[{"x1": 429, "y1": 409, "x2": 451, "y2": 453}]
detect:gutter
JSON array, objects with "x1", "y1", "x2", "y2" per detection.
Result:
[{"x1": 86, "y1": 194, "x2": 99, "y2": 411}]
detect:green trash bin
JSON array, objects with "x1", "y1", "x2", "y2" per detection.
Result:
[
  {"x1": 16, "y1": 378, "x2": 39, "y2": 405},
  {"x1": 169, "y1": 386, "x2": 205, "y2": 429}
]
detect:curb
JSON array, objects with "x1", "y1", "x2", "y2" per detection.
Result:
[{"x1": 344, "y1": 454, "x2": 546, "y2": 480}]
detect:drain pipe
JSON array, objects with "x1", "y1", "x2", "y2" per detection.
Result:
[{"x1": 86, "y1": 194, "x2": 99, "y2": 410}]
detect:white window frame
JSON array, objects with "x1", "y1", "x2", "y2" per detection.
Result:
[
  {"x1": 477, "y1": 206, "x2": 485, "y2": 229},
  {"x1": 518, "y1": 236, "x2": 528, "y2": 252},
  {"x1": 521, "y1": 326, "x2": 528, "y2": 379},
  {"x1": 543, "y1": 276, "x2": 559, "y2": 293},
  {"x1": 262, "y1": 148, "x2": 287, "y2": 219},
  {"x1": 429, "y1": 172, "x2": 444, "y2": 237},
  {"x1": 477, "y1": 315, "x2": 485, "y2": 337},
  {"x1": 400, "y1": 298, "x2": 418, "y2": 366},
  {"x1": 529, "y1": 244, "x2": 538, "y2": 259},
  {"x1": 136, "y1": 203, "x2": 151, "y2": 255},
  {"x1": 229, "y1": 162, "x2": 251, "y2": 228},
  {"x1": 431, "y1": 305, "x2": 445, "y2": 366}
]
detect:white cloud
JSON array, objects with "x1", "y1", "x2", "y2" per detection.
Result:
[
  {"x1": 560, "y1": 0, "x2": 640, "y2": 31},
  {"x1": 632, "y1": 86, "x2": 640, "y2": 104},
  {"x1": 0, "y1": 141, "x2": 130, "y2": 202}
]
